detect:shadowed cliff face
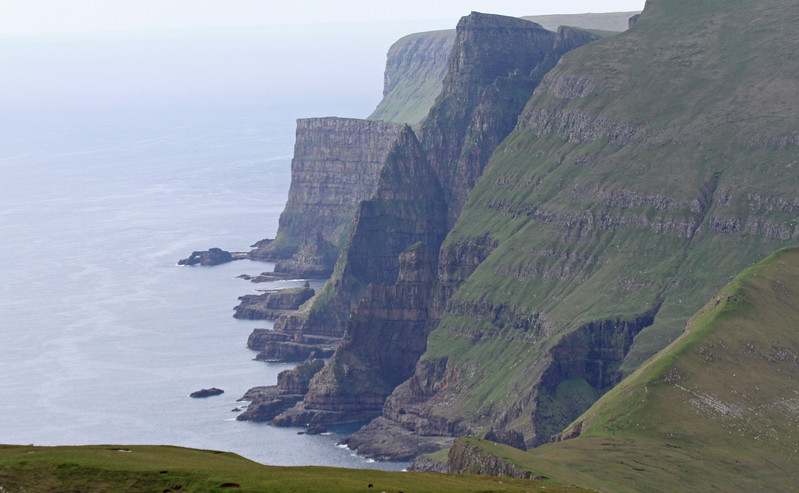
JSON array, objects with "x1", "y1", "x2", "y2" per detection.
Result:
[
  {"x1": 269, "y1": 126, "x2": 447, "y2": 341},
  {"x1": 419, "y1": 13, "x2": 598, "y2": 227},
  {"x1": 249, "y1": 117, "x2": 402, "y2": 275},
  {"x1": 269, "y1": 128, "x2": 447, "y2": 425},
  {"x1": 272, "y1": 242, "x2": 438, "y2": 426}
]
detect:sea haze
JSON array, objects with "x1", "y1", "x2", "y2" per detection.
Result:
[{"x1": 0, "y1": 20, "x2": 450, "y2": 469}]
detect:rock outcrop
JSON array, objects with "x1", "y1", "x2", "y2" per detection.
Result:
[
  {"x1": 190, "y1": 388, "x2": 224, "y2": 398},
  {"x1": 179, "y1": 248, "x2": 242, "y2": 266},
  {"x1": 233, "y1": 284, "x2": 315, "y2": 320},
  {"x1": 246, "y1": 329, "x2": 337, "y2": 362},
  {"x1": 236, "y1": 358, "x2": 324, "y2": 422},
  {"x1": 447, "y1": 437, "x2": 536, "y2": 479}
]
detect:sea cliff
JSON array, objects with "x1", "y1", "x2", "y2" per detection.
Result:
[{"x1": 232, "y1": 0, "x2": 799, "y2": 468}]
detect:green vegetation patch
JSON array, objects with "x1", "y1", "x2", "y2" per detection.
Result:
[{"x1": 0, "y1": 444, "x2": 589, "y2": 493}]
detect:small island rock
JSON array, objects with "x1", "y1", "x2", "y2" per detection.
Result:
[
  {"x1": 178, "y1": 248, "x2": 234, "y2": 266},
  {"x1": 190, "y1": 387, "x2": 224, "y2": 398}
]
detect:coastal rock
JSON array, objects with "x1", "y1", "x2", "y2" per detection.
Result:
[
  {"x1": 233, "y1": 284, "x2": 315, "y2": 320},
  {"x1": 190, "y1": 388, "x2": 224, "y2": 398},
  {"x1": 447, "y1": 437, "x2": 535, "y2": 478},
  {"x1": 236, "y1": 359, "x2": 324, "y2": 422},
  {"x1": 338, "y1": 417, "x2": 454, "y2": 462},
  {"x1": 246, "y1": 329, "x2": 337, "y2": 362},
  {"x1": 303, "y1": 425, "x2": 328, "y2": 435},
  {"x1": 178, "y1": 248, "x2": 239, "y2": 266}
]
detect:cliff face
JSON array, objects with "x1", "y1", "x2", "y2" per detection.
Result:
[
  {"x1": 249, "y1": 117, "x2": 403, "y2": 276},
  {"x1": 420, "y1": 13, "x2": 560, "y2": 227},
  {"x1": 272, "y1": 242, "x2": 437, "y2": 426},
  {"x1": 357, "y1": 0, "x2": 799, "y2": 456},
  {"x1": 269, "y1": 13, "x2": 603, "y2": 430}
]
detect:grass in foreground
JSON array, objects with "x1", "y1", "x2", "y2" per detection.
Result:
[{"x1": 0, "y1": 444, "x2": 590, "y2": 493}]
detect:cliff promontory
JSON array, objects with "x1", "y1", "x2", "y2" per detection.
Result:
[{"x1": 249, "y1": 117, "x2": 403, "y2": 276}]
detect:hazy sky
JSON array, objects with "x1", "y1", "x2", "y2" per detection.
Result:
[{"x1": 2, "y1": 0, "x2": 645, "y2": 37}]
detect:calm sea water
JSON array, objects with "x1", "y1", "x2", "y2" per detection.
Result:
[{"x1": 0, "y1": 20, "x2": 452, "y2": 469}]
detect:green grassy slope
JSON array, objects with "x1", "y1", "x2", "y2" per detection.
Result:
[
  {"x1": 0, "y1": 444, "x2": 589, "y2": 493},
  {"x1": 410, "y1": 0, "x2": 799, "y2": 443},
  {"x1": 468, "y1": 246, "x2": 799, "y2": 491}
]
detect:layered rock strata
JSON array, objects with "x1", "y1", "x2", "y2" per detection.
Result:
[
  {"x1": 236, "y1": 358, "x2": 325, "y2": 422},
  {"x1": 249, "y1": 117, "x2": 403, "y2": 276},
  {"x1": 246, "y1": 329, "x2": 337, "y2": 362},
  {"x1": 264, "y1": 12, "x2": 605, "y2": 441},
  {"x1": 272, "y1": 242, "x2": 438, "y2": 426},
  {"x1": 233, "y1": 284, "x2": 314, "y2": 320}
]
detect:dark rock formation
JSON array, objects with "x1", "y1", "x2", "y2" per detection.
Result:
[
  {"x1": 531, "y1": 309, "x2": 659, "y2": 446},
  {"x1": 233, "y1": 284, "x2": 315, "y2": 320},
  {"x1": 303, "y1": 425, "x2": 327, "y2": 435},
  {"x1": 271, "y1": 242, "x2": 439, "y2": 427},
  {"x1": 246, "y1": 329, "x2": 337, "y2": 362},
  {"x1": 268, "y1": 125, "x2": 449, "y2": 343},
  {"x1": 179, "y1": 248, "x2": 240, "y2": 266},
  {"x1": 338, "y1": 417, "x2": 454, "y2": 462},
  {"x1": 190, "y1": 388, "x2": 224, "y2": 398},
  {"x1": 418, "y1": 13, "x2": 598, "y2": 227},
  {"x1": 236, "y1": 358, "x2": 324, "y2": 422}
]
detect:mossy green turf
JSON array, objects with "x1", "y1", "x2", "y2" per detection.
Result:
[
  {"x1": 0, "y1": 444, "x2": 589, "y2": 493},
  {"x1": 464, "y1": 246, "x2": 799, "y2": 492}
]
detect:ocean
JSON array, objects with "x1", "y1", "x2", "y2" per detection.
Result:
[{"x1": 0, "y1": 20, "x2": 451, "y2": 469}]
